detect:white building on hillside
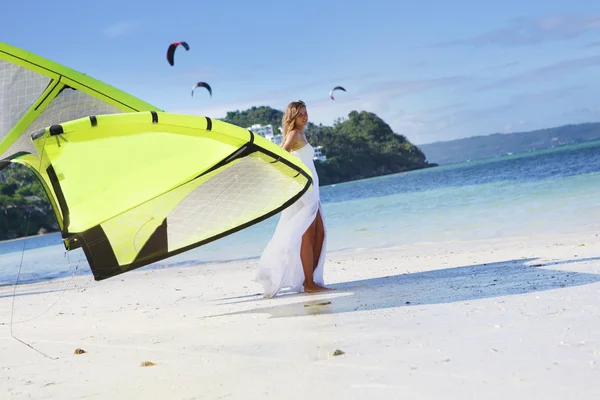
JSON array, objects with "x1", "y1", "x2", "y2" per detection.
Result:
[
  {"x1": 248, "y1": 123, "x2": 283, "y2": 146},
  {"x1": 314, "y1": 146, "x2": 327, "y2": 162},
  {"x1": 247, "y1": 124, "x2": 274, "y2": 138}
]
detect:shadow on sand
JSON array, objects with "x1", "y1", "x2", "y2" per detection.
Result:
[
  {"x1": 0, "y1": 287, "x2": 78, "y2": 300},
  {"x1": 212, "y1": 256, "x2": 600, "y2": 319}
]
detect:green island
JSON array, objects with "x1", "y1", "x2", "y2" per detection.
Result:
[{"x1": 419, "y1": 122, "x2": 600, "y2": 165}]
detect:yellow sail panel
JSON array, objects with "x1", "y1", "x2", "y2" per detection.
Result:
[
  {"x1": 100, "y1": 186, "x2": 191, "y2": 267},
  {"x1": 0, "y1": 41, "x2": 161, "y2": 231},
  {"x1": 0, "y1": 42, "x2": 160, "y2": 157},
  {"x1": 33, "y1": 113, "x2": 247, "y2": 232},
  {"x1": 32, "y1": 112, "x2": 313, "y2": 280}
]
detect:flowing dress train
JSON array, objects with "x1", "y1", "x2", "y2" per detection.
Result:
[{"x1": 256, "y1": 143, "x2": 326, "y2": 298}]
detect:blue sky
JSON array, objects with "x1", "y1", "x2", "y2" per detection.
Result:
[{"x1": 3, "y1": 0, "x2": 600, "y2": 144}]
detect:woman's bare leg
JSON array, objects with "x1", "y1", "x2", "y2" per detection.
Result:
[
  {"x1": 300, "y1": 218, "x2": 316, "y2": 288},
  {"x1": 312, "y1": 210, "x2": 325, "y2": 271},
  {"x1": 301, "y1": 212, "x2": 330, "y2": 293}
]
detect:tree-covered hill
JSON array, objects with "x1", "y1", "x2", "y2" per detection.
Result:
[
  {"x1": 221, "y1": 107, "x2": 435, "y2": 185},
  {"x1": 0, "y1": 163, "x2": 59, "y2": 241},
  {"x1": 418, "y1": 122, "x2": 600, "y2": 165},
  {"x1": 222, "y1": 106, "x2": 283, "y2": 130}
]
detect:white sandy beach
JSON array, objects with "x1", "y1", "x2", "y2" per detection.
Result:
[{"x1": 2, "y1": 230, "x2": 600, "y2": 399}]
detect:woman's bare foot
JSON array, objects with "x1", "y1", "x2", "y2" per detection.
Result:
[{"x1": 303, "y1": 282, "x2": 332, "y2": 293}]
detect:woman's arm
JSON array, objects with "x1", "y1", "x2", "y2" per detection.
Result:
[{"x1": 281, "y1": 129, "x2": 298, "y2": 152}]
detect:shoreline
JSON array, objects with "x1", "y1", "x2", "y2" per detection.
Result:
[{"x1": 2, "y1": 228, "x2": 598, "y2": 287}]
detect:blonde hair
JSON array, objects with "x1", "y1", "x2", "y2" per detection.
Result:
[{"x1": 281, "y1": 100, "x2": 306, "y2": 145}]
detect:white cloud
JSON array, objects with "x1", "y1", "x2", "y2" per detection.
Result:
[
  {"x1": 583, "y1": 40, "x2": 600, "y2": 48},
  {"x1": 502, "y1": 120, "x2": 528, "y2": 133},
  {"x1": 559, "y1": 107, "x2": 600, "y2": 118},
  {"x1": 430, "y1": 14, "x2": 600, "y2": 48},
  {"x1": 102, "y1": 21, "x2": 141, "y2": 38},
  {"x1": 466, "y1": 55, "x2": 600, "y2": 93},
  {"x1": 386, "y1": 86, "x2": 583, "y2": 144},
  {"x1": 302, "y1": 75, "x2": 472, "y2": 128},
  {"x1": 170, "y1": 74, "x2": 377, "y2": 123}
]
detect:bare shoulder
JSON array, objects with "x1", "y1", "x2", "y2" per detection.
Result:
[{"x1": 282, "y1": 129, "x2": 300, "y2": 152}]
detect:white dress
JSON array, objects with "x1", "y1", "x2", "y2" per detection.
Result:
[{"x1": 256, "y1": 143, "x2": 327, "y2": 298}]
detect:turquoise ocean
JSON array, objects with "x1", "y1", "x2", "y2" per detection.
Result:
[{"x1": 2, "y1": 140, "x2": 600, "y2": 286}]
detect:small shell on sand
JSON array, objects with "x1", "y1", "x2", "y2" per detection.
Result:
[
  {"x1": 74, "y1": 348, "x2": 86, "y2": 355},
  {"x1": 331, "y1": 349, "x2": 345, "y2": 356},
  {"x1": 141, "y1": 361, "x2": 156, "y2": 367}
]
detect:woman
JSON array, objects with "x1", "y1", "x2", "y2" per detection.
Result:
[{"x1": 256, "y1": 100, "x2": 330, "y2": 297}]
